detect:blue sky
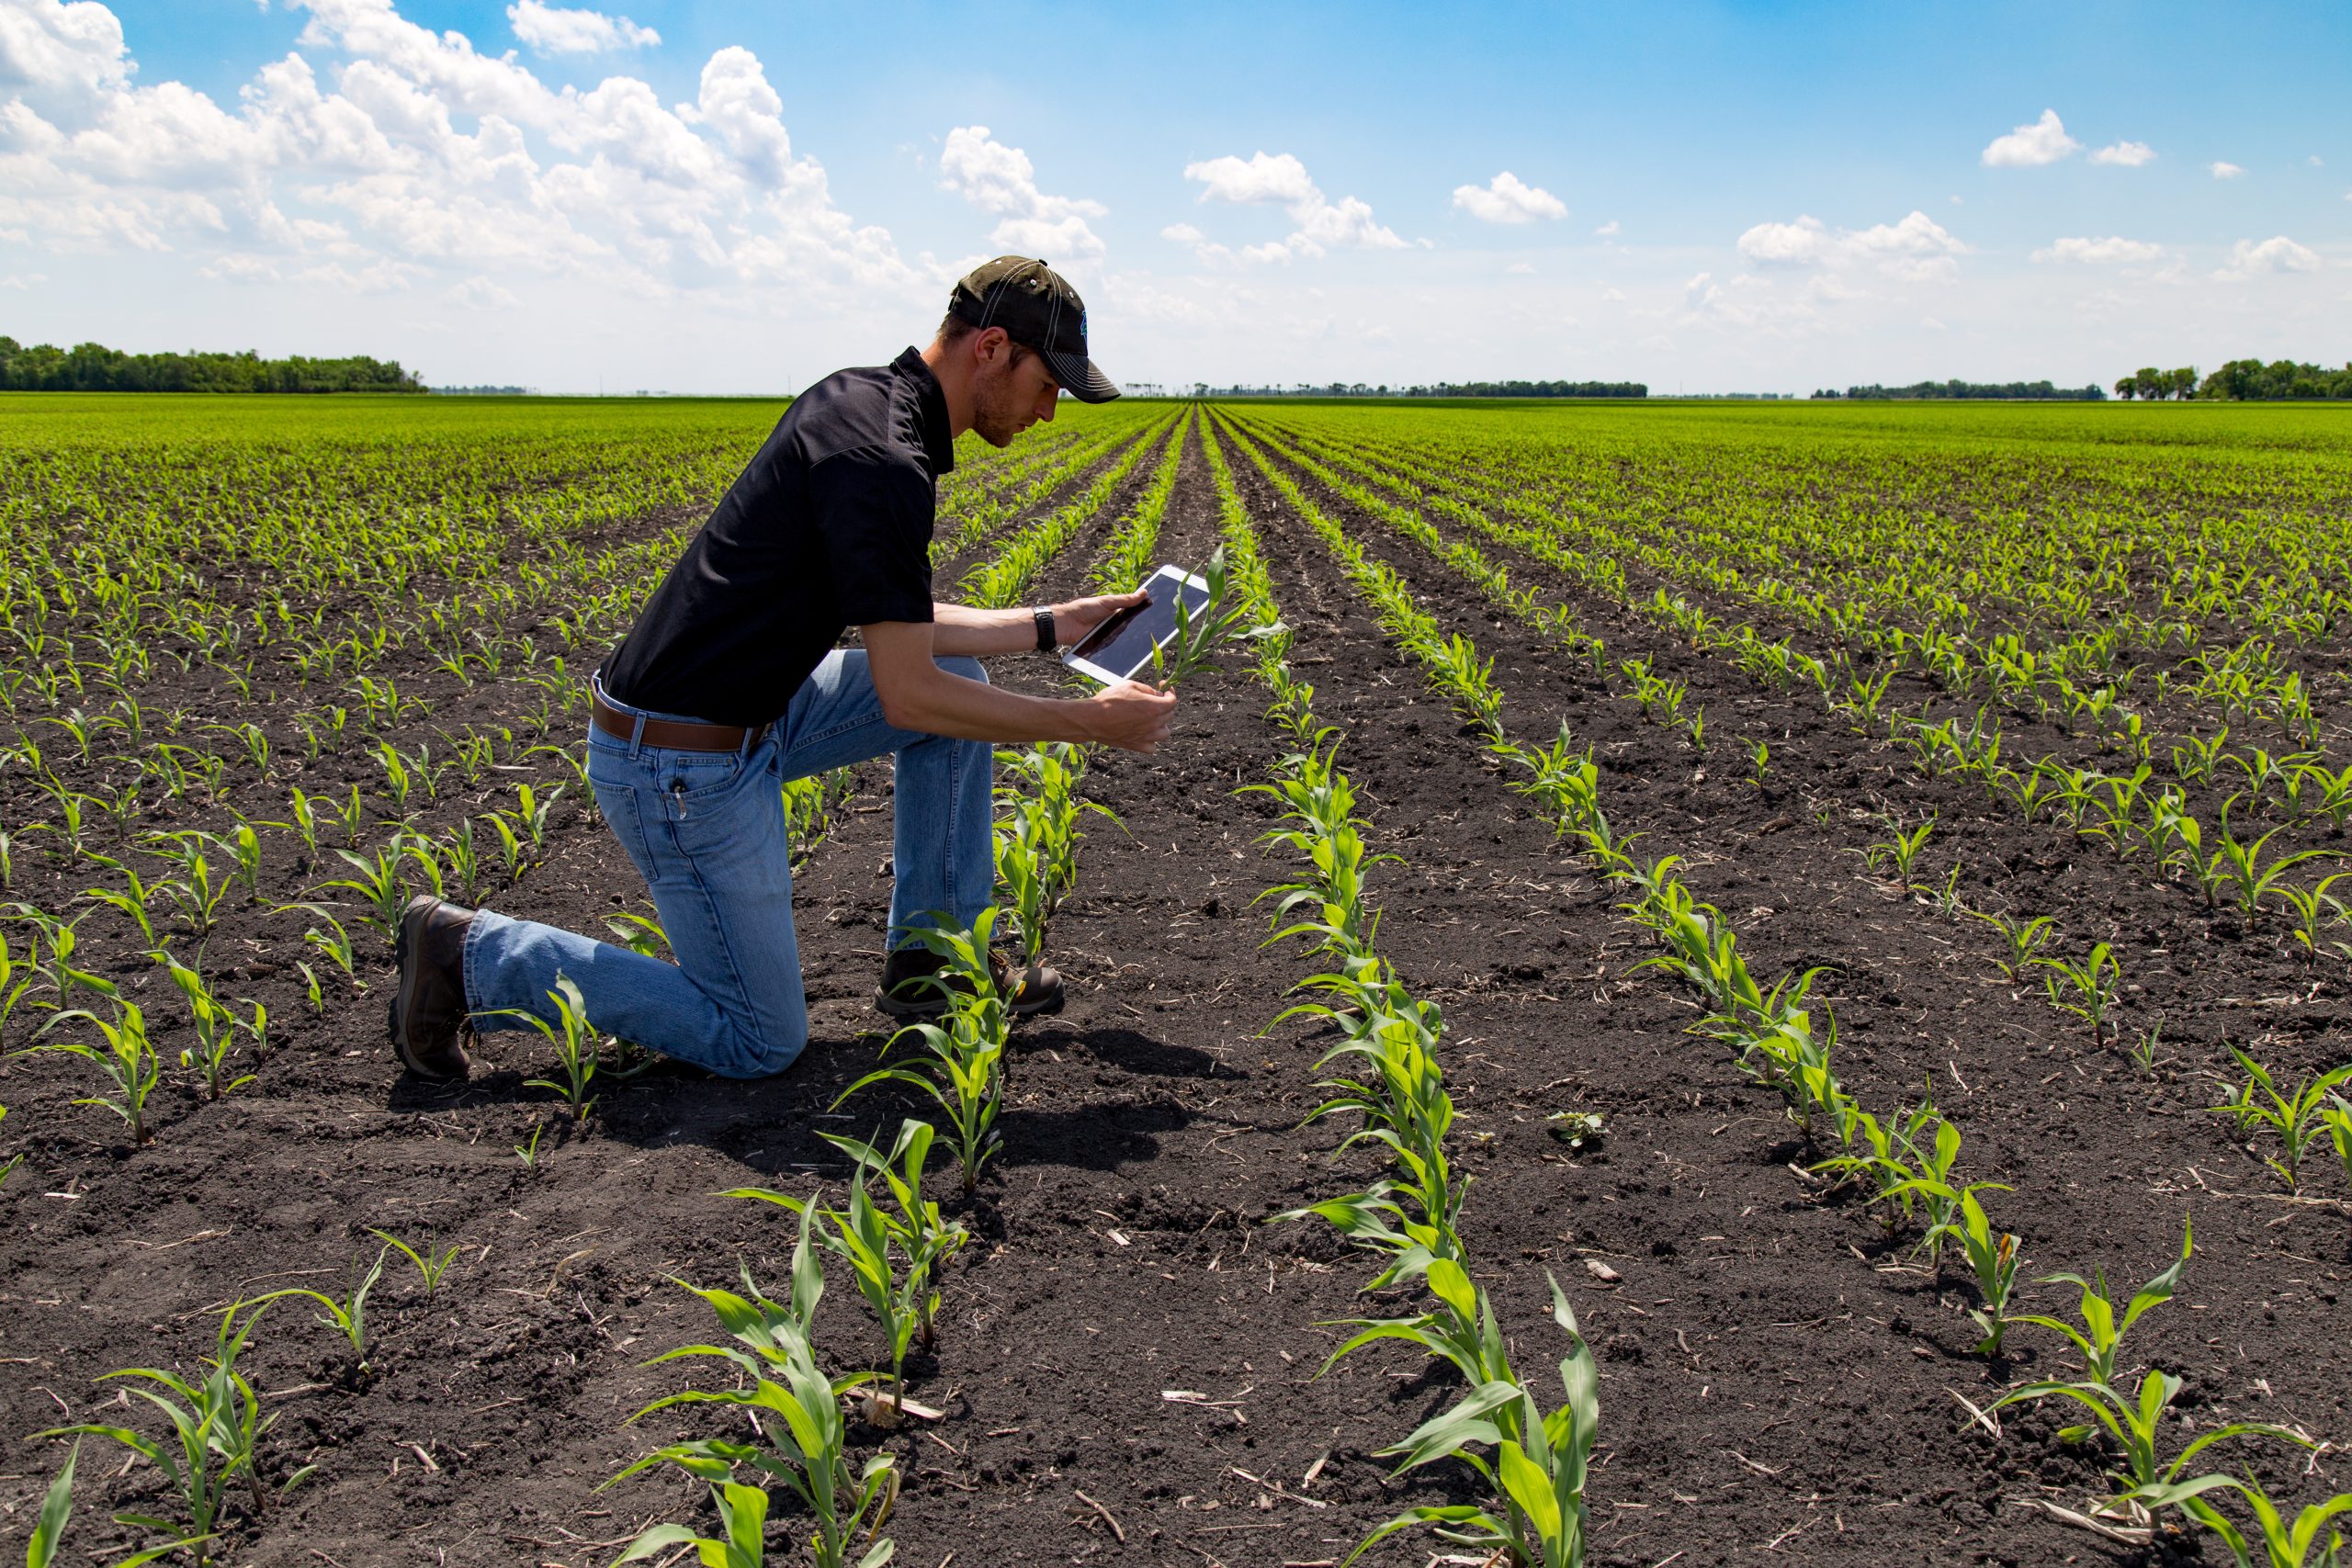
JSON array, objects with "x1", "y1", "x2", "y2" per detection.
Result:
[{"x1": 2, "y1": 0, "x2": 2345, "y2": 392}]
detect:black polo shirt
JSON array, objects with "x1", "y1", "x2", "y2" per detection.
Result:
[{"x1": 601, "y1": 347, "x2": 955, "y2": 726}]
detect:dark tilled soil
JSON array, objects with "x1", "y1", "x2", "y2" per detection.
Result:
[{"x1": 0, "y1": 412, "x2": 2345, "y2": 1568}]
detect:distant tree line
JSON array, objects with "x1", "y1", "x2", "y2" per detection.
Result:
[
  {"x1": 2158, "y1": 359, "x2": 2352, "y2": 400},
  {"x1": 1204, "y1": 379, "x2": 1646, "y2": 399},
  {"x1": 0, "y1": 336, "x2": 423, "y2": 393},
  {"x1": 432, "y1": 384, "x2": 536, "y2": 396},
  {"x1": 1814, "y1": 380, "x2": 2107, "y2": 400}
]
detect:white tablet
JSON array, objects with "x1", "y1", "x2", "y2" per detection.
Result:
[{"x1": 1061, "y1": 564, "x2": 1212, "y2": 684}]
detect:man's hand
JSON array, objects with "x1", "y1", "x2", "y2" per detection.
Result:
[
  {"x1": 1085, "y1": 679, "x2": 1177, "y2": 754},
  {"x1": 1053, "y1": 589, "x2": 1148, "y2": 648}
]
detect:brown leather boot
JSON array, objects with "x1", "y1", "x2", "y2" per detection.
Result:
[
  {"x1": 390, "y1": 895, "x2": 476, "y2": 1079},
  {"x1": 876, "y1": 945, "x2": 1063, "y2": 1020}
]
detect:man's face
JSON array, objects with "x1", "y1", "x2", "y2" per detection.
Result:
[{"x1": 970, "y1": 338, "x2": 1061, "y2": 447}]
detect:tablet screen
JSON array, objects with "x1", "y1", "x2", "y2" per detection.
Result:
[{"x1": 1063, "y1": 566, "x2": 1211, "y2": 683}]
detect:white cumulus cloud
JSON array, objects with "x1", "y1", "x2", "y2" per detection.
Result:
[
  {"x1": 938, "y1": 124, "x2": 1105, "y2": 263},
  {"x1": 2209, "y1": 160, "x2": 2245, "y2": 179},
  {"x1": 1179, "y1": 149, "x2": 1402, "y2": 264},
  {"x1": 1981, "y1": 108, "x2": 2079, "y2": 167},
  {"x1": 2032, "y1": 235, "x2": 2166, "y2": 265},
  {"x1": 2213, "y1": 234, "x2": 2319, "y2": 281},
  {"x1": 1450, "y1": 170, "x2": 1565, "y2": 224},
  {"x1": 1594, "y1": 219, "x2": 1618, "y2": 236},
  {"x1": 1737, "y1": 209, "x2": 1966, "y2": 282},
  {"x1": 506, "y1": 1, "x2": 657, "y2": 55},
  {"x1": 2089, "y1": 140, "x2": 2154, "y2": 167},
  {"x1": 0, "y1": 0, "x2": 915, "y2": 309}
]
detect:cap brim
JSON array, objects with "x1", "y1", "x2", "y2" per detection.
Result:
[{"x1": 1043, "y1": 349, "x2": 1120, "y2": 403}]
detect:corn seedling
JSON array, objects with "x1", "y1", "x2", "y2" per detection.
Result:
[
  {"x1": 1745, "y1": 737, "x2": 1770, "y2": 788},
  {"x1": 2127, "y1": 1473, "x2": 2352, "y2": 1568},
  {"x1": 604, "y1": 910, "x2": 672, "y2": 961},
  {"x1": 37, "y1": 1300, "x2": 312, "y2": 1565},
  {"x1": 367, "y1": 1228, "x2": 463, "y2": 1294},
  {"x1": 2201, "y1": 1048, "x2": 2352, "y2": 1190},
  {"x1": 514, "y1": 1122, "x2": 546, "y2": 1168},
  {"x1": 144, "y1": 833, "x2": 232, "y2": 942},
  {"x1": 1345, "y1": 1269, "x2": 1597, "y2": 1568},
  {"x1": 1970, "y1": 908, "x2": 2055, "y2": 978},
  {"x1": 2271, "y1": 873, "x2": 2349, "y2": 964},
  {"x1": 1925, "y1": 1189, "x2": 2020, "y2": 1354},
  {"x1": 729, "y1": 1127, "x2": 963, "y2": 1426},
  {"x1": 1279, "y1": 963, "x2": 1466, "y2": 1287},
  {"x1": 26, "y1": 1001, "x2": 162, "y2": 1145},
  {"x1": 609, "y1": 1204, "x2": 899, "y2": 1568},
  {"x1": 319, "y1": 838, "x2": 411, "y2": 946},
  {"x1": 1149, "y1": 546, "x2": 1284, "y2": 686},
  {"x1": 614, "y1": 1480, "x2": 775, "y2": 1568},
  {"x1": 837, "y1": 912, "x2": 1008, "y2": 1194},
  {"x1": 248, "y1": 1247, "x2": 387, "y2": 1371},
  {"x1": 159, "y1": 953, "x2": 264, "y2": 1100},
  {"x1": 1864, "y1": 818, "x2": 1934, "y2": 881},
  {"x1": 2035, "y1": 942, "x2": 2121, "y2": 1044},
  {"x1": 2008, "y1": 1217, "x2": 2191, "y2": 1389},
  {"x1": 495, "y1": 972, "x2": 605, "y2": 1122}
]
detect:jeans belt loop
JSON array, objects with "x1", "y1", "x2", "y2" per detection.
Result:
[{"x1": 628, "y1": 710, "x2": 647, "y2": 761}]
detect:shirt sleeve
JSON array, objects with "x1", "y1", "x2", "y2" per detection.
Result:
[{"x1": 809, "y1": 445, "x2": 935, "y2": 626}]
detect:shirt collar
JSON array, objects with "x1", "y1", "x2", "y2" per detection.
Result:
[{"x1": 891, "y1": 346, "x2": 956, "y2": 477}]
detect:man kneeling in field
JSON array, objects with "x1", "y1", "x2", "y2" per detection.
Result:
[{"x1": 388, "y1": 257, "x2": 1176, "y2": 1081}]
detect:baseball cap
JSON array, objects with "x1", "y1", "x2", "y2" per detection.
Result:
[{"x1": 946, "y1": 256, "x2": 1120, "y2": 403}]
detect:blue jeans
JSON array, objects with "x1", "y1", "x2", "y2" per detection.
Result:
[{"x1": 461, "y1": 650, "x2": 995, "y2": 1078}]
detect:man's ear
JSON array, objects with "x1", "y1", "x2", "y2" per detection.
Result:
[{"x1": 970, "y1": 325, "x2": 1012, "y2": 367}]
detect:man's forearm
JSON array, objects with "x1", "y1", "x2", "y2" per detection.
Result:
[
  {"x1": 929, "y1": 601, "x2": 1042, "y2": 657},
  {"x1": 884, "y1": 660, "x2": 1102, "y2": 744}
]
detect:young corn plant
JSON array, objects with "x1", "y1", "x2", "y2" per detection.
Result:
[
  {"x1": 2201, "y1": 1048, "x2": 2352, "y2": 1191},
  {"x1": 495, "y1": 973, "x2": 605, "y2": 1123},
  {"x1": 1863, "y1": 818, "x2": 1934, "y2": 881},
  {"x1": 367, "y1": 1228, "x2": 463, "y2": 1295},
  {"x1": 836, "y1": 912, "x2": 1008, "y2": 1195},
  {"x1": 609, "y1": 1204, "x2": 899, "y2": 1568},
  {"x1": 36, "y1": 1300, "x2": 313, "y2": 1566},
  {"x1": 2035, "y1": 942, "x2": 2122, "y2": 1045},
  {"x1": 2126, "y1": 1473, "x2": 2352, "y2": 1568},
  {"x1": 1148, "y1": 546, "x2": 1285, "y2": 686},
  {"x1": 1345, "y1": 1270, "x2": 1598, "y2": 1568},
  {"x1": 1927, "y1": 1189, "x2": 2020, "y2": 1355},
  {"x1": 158, "y1": 954, "x2": 265, "y2": 1100},
  {"x1": 247, "y1": 1247, "x2": 388, "y2": 1374},
  {"x1": 1279, "y1": 963, "x2": 1466, "y2": 1289},
  {"x1": 2007, "y1": 1218, "x2": 2191, "y2": 1390},
  {"x1": 614, "y1": 1480, "x2": 776, "y2": 1568},
  {"x1": 2271, "y1": 872, "x2": 2350, "y2": 965},
  {"x1": 729, "y1": 1129, "x2": 964, "y2": 1427},
  {"x1": 28, "y1": 1442, "x2": 206, "y2": 1568},
  {"x1": 28, "y1": 1001, "x2": 163, "y2": 1146},
  {"x1": 1969, "y1": 908, "x2": 2055, "y2": 979}
]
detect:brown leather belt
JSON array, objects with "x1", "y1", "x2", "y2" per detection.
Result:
[{"x1": 591, "y1": 693, "x2": 770, "y2": 753}]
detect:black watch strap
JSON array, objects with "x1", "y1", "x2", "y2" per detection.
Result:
[{"x1": 1033, "y1": 606, "x2": 1057, "y2": 652}]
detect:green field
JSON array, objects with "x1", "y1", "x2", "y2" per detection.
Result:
[{"x1": 3, "y1": 392, "x2": 2350, "y2": 1567}]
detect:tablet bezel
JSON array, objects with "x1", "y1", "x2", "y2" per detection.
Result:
[{"x1": 1061, "y1": 564, "x2": 1212, "y2": 685}]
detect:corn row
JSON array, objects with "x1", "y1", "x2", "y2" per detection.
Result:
[
  {"x1": 1204, "y1": 416, "x2": 1600, "y2": 1567},
  {"x1": 1084, "y1": 408, "x2": 1193, "y2": 594}
]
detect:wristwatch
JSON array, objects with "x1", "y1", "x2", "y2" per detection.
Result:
[{"x1": 1032, "y1": 605, "x2": 1057, "y2": 652}]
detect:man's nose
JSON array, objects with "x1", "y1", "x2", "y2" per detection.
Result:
[{"x1": 1037, "y1": 391, "x2": 1058, "y2": 422}]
